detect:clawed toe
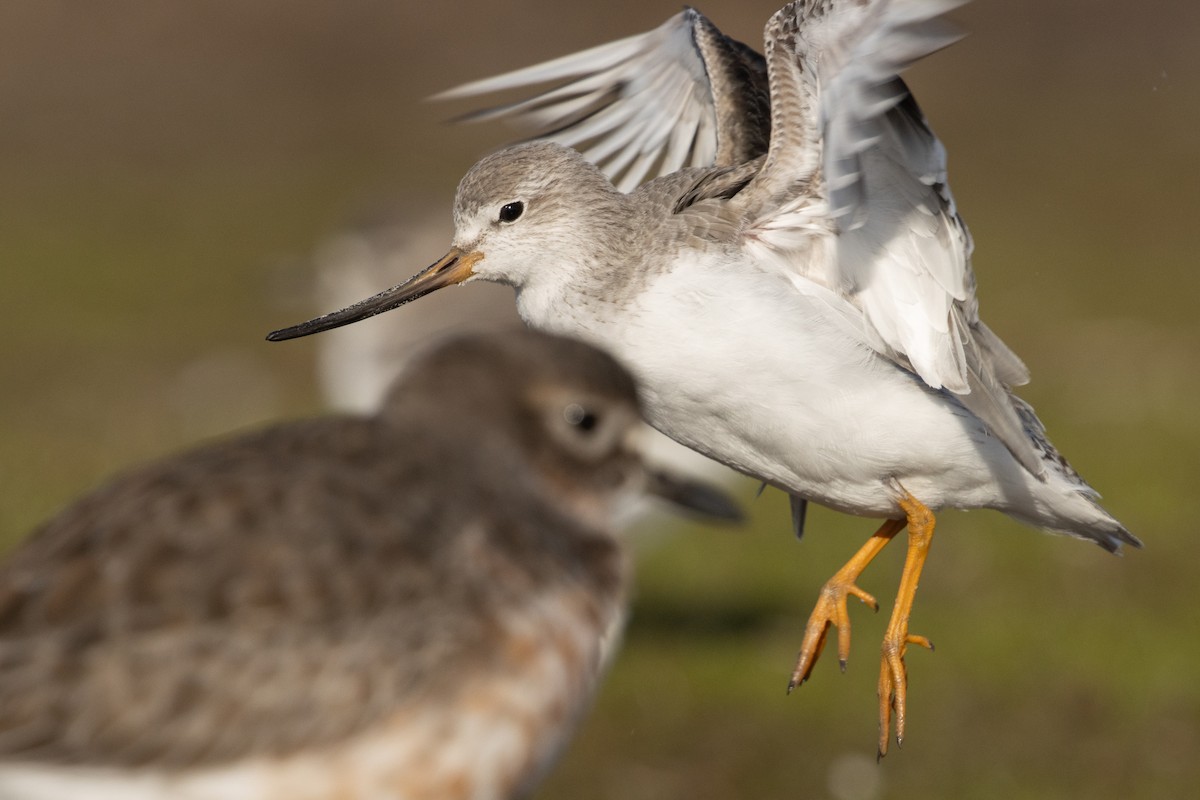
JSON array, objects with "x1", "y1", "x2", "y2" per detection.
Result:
[
  {"x1": 789, "y1": 577, "x2": 879, "y2": 690},
  {"x1": 787, "y1": 498, "x2": 938, "y2": 757}
]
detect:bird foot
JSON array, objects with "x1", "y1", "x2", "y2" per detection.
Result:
[
  {"x1": 876, "y1": 629, "x2": 934, "y2": 758},
  {"x1": 787, "y1": 576, "x2": 879, "y2": 691}
]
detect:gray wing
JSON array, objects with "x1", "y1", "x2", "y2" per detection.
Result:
[
  {"x1": 433, "y1": 8, "x2": 770, "y2": 191},
  {"x1": 735, "y1": 0, "x2": 1043, "y2": 477}
]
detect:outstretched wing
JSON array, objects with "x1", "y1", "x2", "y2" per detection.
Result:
[
  {"x1": 432, "y1": 9, "x2": 771, "y2": 192},
  {"x1": 737, "y1": 0, "x2": 1043, "y2": 477}
]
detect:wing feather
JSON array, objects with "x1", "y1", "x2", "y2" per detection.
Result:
[
  {"x1": 738, "y1": 0, "x2": 1044, "y2": 476},
  {"x1": 433, "y1": 9, "x2": 770, "y2": 189}
]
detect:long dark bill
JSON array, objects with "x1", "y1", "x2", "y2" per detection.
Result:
[{"x1": 266, "y1": 248, "x2": 482, "y2": 341}]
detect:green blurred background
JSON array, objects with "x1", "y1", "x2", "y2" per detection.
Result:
[{"x1": 1, "y1": 1, "x2": 1196, "y2": 797}]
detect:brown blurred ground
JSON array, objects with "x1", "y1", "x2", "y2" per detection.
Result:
[{"x1": 1, "y1": 2, "x2": 1198, "y2": 798}]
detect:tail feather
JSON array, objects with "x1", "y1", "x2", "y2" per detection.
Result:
[{"x1": 1008, "y1": 395, "x2": 1142, "y2": 552}]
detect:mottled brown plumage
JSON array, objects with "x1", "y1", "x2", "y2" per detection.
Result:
[{"x1": 0, "y1": 329, "x2": 737, "y2": 799}]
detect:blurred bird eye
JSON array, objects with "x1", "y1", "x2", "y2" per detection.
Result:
[
  {"x1": 498, "y1": 201, "x2": 524, "y2": 223},
  {"x1": 546, "y1": 396, "x2": 629, "y2": 462},
  {"x1": 563, "y1": 403, "x2": 598, "y2": 433}
]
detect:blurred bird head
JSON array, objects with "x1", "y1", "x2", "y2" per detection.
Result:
[{"x1": 382, "y1": 329, "x2": 742, "y2": 530}]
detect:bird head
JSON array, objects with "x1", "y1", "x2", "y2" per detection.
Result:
[{"x1": 267, "y1": 142, "x2": 622, "y2": 343}]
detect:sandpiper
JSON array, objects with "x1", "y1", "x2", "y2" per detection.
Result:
[
  {"x1": 0, "y1": 330, "x2": 740, "y2": 799},
  {"x1": 268, "y1": 0, "x2": 1141, "y2": 755}
]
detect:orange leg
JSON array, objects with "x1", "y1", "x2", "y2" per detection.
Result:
[
  {"x1": 876, "y1": 492, "x2": 936, "y2": 758},
  {"x1": 788, "y1": 517, "x2": 906, "y2": 691}
]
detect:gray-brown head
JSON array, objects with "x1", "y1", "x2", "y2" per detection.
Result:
[
  {"x1": 384, "y1": 328, "x2": 739, "y2": 529},
  {"x1": 267, "y1": 142, "x2": 625, "y2": 342},
  {"x1": 448, "y1": 142, "x2": 625, "y2": 288}
]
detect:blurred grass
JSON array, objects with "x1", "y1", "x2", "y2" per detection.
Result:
[{"x1": 1, "y1": 1, "x2": 1197, "y2": 798}]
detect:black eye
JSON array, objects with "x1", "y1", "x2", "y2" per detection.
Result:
[
  {"x1": 498, "y1": 201, "x2": 524, "y2": 223},
  {"x1": 563, "y1": 403, "x2": 598, "y2": 433}
]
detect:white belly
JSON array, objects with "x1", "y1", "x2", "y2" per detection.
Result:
[{"x1": 518, "y1": 262, "x2": 1021, "y2": 517}]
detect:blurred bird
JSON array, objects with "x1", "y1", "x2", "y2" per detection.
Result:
[
  {"x1": 267, "y1": 0, "x2": 1142, "y2": 755},
  {"x1": 0, "y1": 329, "x2": 740, "y2": 799}
]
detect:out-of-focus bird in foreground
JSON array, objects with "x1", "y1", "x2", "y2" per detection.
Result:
[{"x1": 0, "y1": 329, "x2": 740, "y2": 799}]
